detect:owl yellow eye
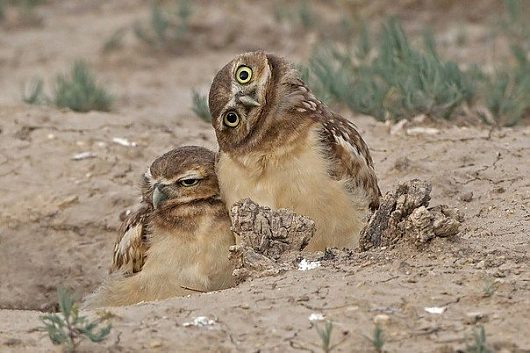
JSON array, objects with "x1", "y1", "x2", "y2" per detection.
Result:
[
  {"x1": 179, "y1": 179, "x2": 199, "y2": 187},
  {"x1": 235, "y1": 65, "x2": 252, "y2": 84},
  {"x1": 223, "y1": 111, "x2": 240, "y2": 127}
]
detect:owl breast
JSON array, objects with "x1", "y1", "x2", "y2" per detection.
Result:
[{"x1": 216, "y1": 126, "x2": 369, "y2": 250}]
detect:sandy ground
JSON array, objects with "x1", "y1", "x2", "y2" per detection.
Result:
[{"x1": 1, "y1": 1, "x2": 529, "y2": 352}]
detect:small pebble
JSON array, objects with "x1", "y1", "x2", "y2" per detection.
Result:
[
  {"x1": 493, "y1": 186, "x2": 506, "y2": 194},
  {"x1": 464, "y1": 312, "x2": 488, "y2": 325},
  {"x1": 4, "y1": 338, "x2": 22, "y2": 346},
  {"x1": 297, "y1": 295, "x2": 310, "y2": 302},
  {"x1": 390, "y1": 119, "x2": 408, "y2": 135},
  {"x1": 150, "y1": 340, "x2": 162, "y2": 348},
  {"x1": 373, "y1": 314, "x2": 390, "y2": 324},
  {"x1": 459, "y1": 191, "x2": 473, "y2": 202},
  {"x1": 406, "y1": 127, "x2": 440, "y2": 136},
  {"x1": 57, "y1": 195, "x2": 79, "y2": 209},
  {"x1": 308, "y1": 313, "x2": 325, "y2": 322}
]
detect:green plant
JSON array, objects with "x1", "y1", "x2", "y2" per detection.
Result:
[
  {"x1": 22, "y1": 78, "x2": 45, "y2": 104},
  {"x1": 456, "y1": 26, "x2": 468, "y2": 46},
  {"x1": 54, "y1": 61, "x2": 113, "y2": 112},
  {"x1": 466, "y1": 326, "x2": 490, "y2": 353},
  {"x1": 191, "y1": 89, "x2": 211, "y2": 122},
  {"x1": 175, "y1": 0, "x2": 191, "y2": 35},
  {"x1": 273, "y1": 3, "x2": 289, "y2": 23},
  {"x1": 8, "y1": 0, "x2": 44, "y2": 22},
  {"x1": 0, "y1": 0, "x2": 5, "y2": 21},
  {"x1": 505, "y1": 0, "x2": 521, "y2": 22},
  {"x1": 102, "y1": 28, "x2": 126, "y2": 53},
  {"x1": 39, "y1": 288, "x2": 111, "y2": 353},
  {"x1": 355, "y1": 22, "x2": 371, "y2": 60},
  {"x1": 481, "y1": 45, "x2": 530, "y2": 126},
  {"x1": 134, "y1": 3, "x2": 170, "y2": 49},
  {"x1": 502, "y1": 0, "x2": 530, "y2": 40},
  {"x1": 273, "y1": 0, "x2": 316, "y2": 30},
  {"x1": 12, "y1": 0, "x2": 44, "y2": 7},
  {"x1": 304, "y1": 18, "x2": 475, "y2": 122},
  {"x1": 315, "y1": 320, "x2": 334, "y2": 353},
  {"x1": 370, "y1": 324, "x2": 385, "y2": 353},
  {"x1": 297, "y1": 0, "x2": 315, "y2": 30},
  {"x1": 134, "y1": 0, "x2": 192, "y2": 51},
  {"x1": 481, "y1": 279, "x2": 496, "y2": 297}
]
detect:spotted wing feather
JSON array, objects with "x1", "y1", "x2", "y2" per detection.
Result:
[
  {"x1": 320, "y1": 114, "x2": 381, "y2": 210},
  {"x1": 289, "y1": 80, "x2": 381, "y2": 210},
  {"x1": 110, "y1": 204, "x2": 152, "y2": 275}
]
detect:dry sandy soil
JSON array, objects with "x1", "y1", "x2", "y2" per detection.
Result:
[{"x1": 1, "y1": 1, "x2": 529, "y2": 352}]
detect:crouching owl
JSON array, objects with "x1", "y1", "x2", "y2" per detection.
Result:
[{"x1": 84, "y1": 146, "x2": 235, "y2": 308}]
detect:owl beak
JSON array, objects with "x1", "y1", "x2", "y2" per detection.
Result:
[
  {"x1": 152, "y1": 186, "x2": 167, "y2": 209},
  {"x1": 238, "y1": 95, "x2": 260, "y2": 108}
]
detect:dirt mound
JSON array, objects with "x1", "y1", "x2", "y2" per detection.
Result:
[
  {"x1": 229, "y1": 198, "x2": 315, "y2": 283},
  {"x1": 360, "y1": 179, "x2": 464, "y2": 250},
  {"x1": 229, "y1": 180, "x2": 464, "y2": 284}
]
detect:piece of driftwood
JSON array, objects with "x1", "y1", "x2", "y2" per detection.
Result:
[
  {"x1": 359, "y1": 179, "x2": 464, "y2": 250},
  {"x1": 229, "y1": 199, "x2": 315, "y2": 283}
]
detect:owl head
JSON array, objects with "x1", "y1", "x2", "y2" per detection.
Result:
[
  {"x1": 141, "y1": 146, "x2": 219, "y2": 211},
  {"x1": 209, "y1": 51, "x2": 302, "y2": 153}
]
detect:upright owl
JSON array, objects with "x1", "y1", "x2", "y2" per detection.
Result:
[
  {"x1": 84, "y1": 146, "x2": 235, "y2": 308},
  {"x1": 209, "y1": 51, "x2": 380, "y2": 251}
]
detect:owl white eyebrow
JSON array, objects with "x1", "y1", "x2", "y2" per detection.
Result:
[
  {"x1": 176, "y1": 173, "x2": 203, "y2": 182},
  {"x1": 144, "y1": 167, "x2": 156, "y2": 185},
  {"x1": 152, "y1": 174, "x2": 202, "y2": 186},
  {"x1": 144, "y1": 167, "x2": 153, "y2": 179}
]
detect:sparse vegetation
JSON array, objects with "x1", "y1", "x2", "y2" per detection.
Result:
[
  {"x1": 297, "y1": 0, "x2": 316, "y2": 30},
  {"x1": 480, "y1": 45, "x2": 530, "y2": 127},
  {"x1": 22, "y1": 62, "x2": 113, "y2": 112},
  {"x1": 315, "y1": 320, "x2": 334, "y2": 353},
  {"x1": 22, "y1": 78, "x2": 44, "y2": 104},
  {"x1": 482, "y1": 279, "x2": 496, "y2": 297},
  {"x1": 102, "y1": 28, "x2": 127, "y2": 53},
  {"x1": 366, "y1": 324, "x2": 385, "y2": 353},
  {"x1": 191, "y1": 89, "x2": 211, "y2": 122},
  {"x1": 133, "y1": 0, "x2": 192, "y2": 51},
  {"x1": 2, "y1": 0, "x2": 44, "y2": 25},
  {"x1": 466, "y1": 326, "x2": 490, "y2": 353},
  {"x1": 0, "y1": 0, "x2": 5, "y2": 21},
  {"x1": 273, "y1": 3, "x2": 288, "y2": 24},
  {"x1": 500, "y1": 0, "x2": 530, "y2": 50},
  {"x1": 304, "y1": 19, "x2": 474, "y2": 122},
  {"x1": 54, "y1": 61, "x2": 113, "y2": 112},
  {"x1": 301, "y1": 14, "x2": 530, "y2": 127},
  {"x1": 39, "y1": 288, "x2": 112, "y2": 353},
  {"x1": 273, "y1": 0, "x2": 317, "y2": 30}
]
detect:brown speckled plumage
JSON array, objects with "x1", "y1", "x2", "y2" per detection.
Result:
[
  {"x1": 209, "y1": 51, "x2": 380, "y2": 250},
  {"x1": 84, "y1": 146, "x2": 235, "y2": 308}
]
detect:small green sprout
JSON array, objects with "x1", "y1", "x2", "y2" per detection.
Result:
[
  {"x1": 191, "y1": 89, "x2": 211, "y2": 122},
  {"x1": 39, "y1": 288, "x2": 112, "y2": 353}
]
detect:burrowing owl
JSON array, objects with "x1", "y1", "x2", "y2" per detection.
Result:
[
  {"x1": 84, "y1": 146, "x2": 235, "y2": 308},
  {"x1": 209, "y1": 51, "x2": 380, "y2": 251}
]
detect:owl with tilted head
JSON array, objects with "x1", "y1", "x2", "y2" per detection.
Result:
[{"x1": 209, "y1": 51, "x2": 380, "y2": 251}]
